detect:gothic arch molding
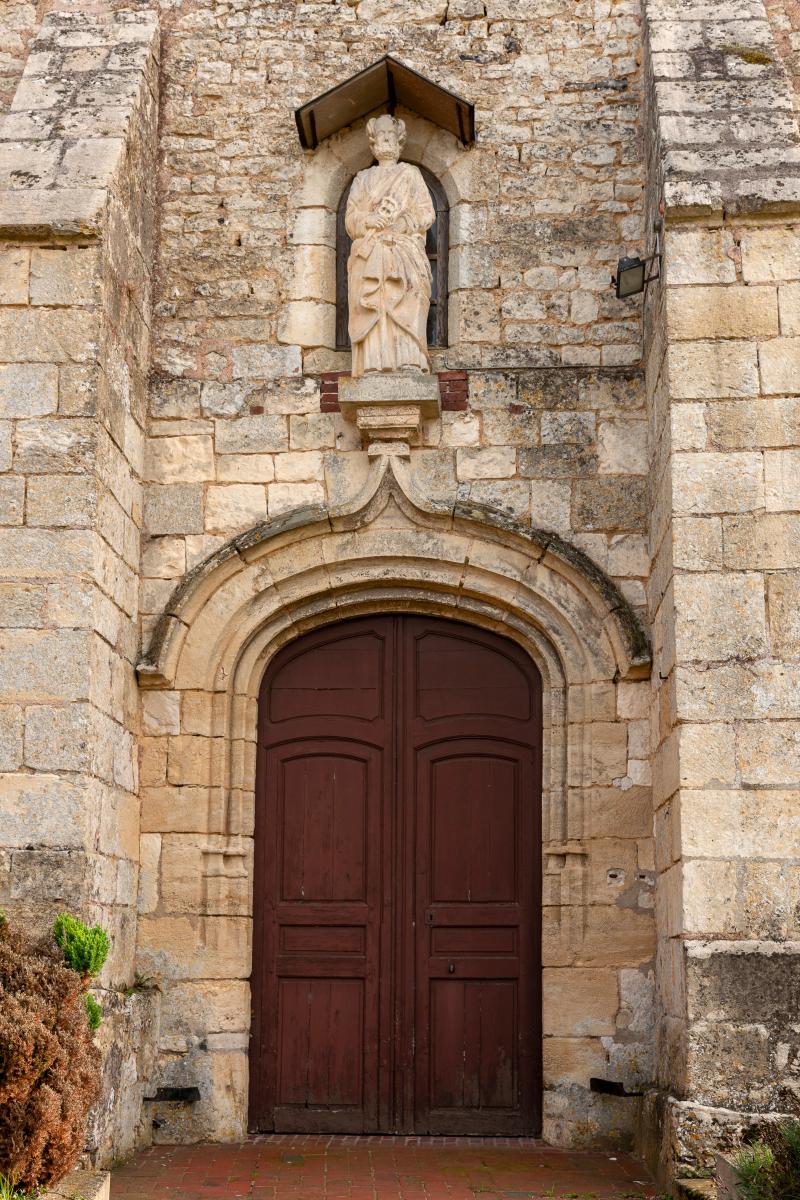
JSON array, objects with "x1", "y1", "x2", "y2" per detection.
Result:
[
  {"x1": 138, "y1": 455, "x2": 649, "y2": 694},
  {"x1": 135, "y1": 460, "x2": 654, "y2": 1142}
]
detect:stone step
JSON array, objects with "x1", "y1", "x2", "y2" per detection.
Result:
[{"x1": 43, "y1": 1169, "x2": 110, "y2": 1200}]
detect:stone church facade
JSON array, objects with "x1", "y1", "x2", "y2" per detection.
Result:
[{"x1": 0, "y1": 0, "x2": 798, "y2": 1185}]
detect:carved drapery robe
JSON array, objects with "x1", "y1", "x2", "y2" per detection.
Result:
[{"x1": 346, "y1": 161, "x2": 436, "y2": 376}]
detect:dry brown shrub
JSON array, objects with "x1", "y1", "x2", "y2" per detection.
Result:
[{"x1": 0, "y1": 915, "x2": 101, "y2": 1191}]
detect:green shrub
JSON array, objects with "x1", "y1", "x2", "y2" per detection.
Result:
[
  {"x1": 0, "y1": 1176, "x2": 29, "y2": 1200},
  {"x1": 735, "y1": 1142, "x2": 775, "y2": 1200},
  {"x1": 84, "y1": 994, "x2": 102, "y2": 1032},
  {"x1": 52, "y1": 914, "x2": 110, "y2": 980},
  {"x1": 735, "y1": 1121, "x2": 800, "y2": 1200}
]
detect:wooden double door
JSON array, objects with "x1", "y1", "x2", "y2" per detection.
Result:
[{"x1": 249, "y1": 615, "x2": 542, "y2": 1136}]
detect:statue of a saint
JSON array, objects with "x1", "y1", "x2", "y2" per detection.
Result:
[{"x1": 346, "y1": 115, "x2": 436, "y2": 377}]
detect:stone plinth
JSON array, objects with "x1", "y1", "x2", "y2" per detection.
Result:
[
  {"x1": 44, "y1": 1170, "x2": 110, "y2": 1200},
  {"x1": 339, "y1": 372, "x2": 440, "y2": 452}
]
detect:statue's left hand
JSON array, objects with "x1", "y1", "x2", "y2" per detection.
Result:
[{"x1": 378, "y1": 196, "x2": 399, "y2": 221}]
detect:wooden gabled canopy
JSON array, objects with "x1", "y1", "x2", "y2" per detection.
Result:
[{"x1": 295, "y1": 56, "x2": 475, "y2": 151}]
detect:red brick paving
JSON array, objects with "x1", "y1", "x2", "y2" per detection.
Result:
[{"x1": 110, "y1": 1135, "x2": 657, "y2": 1199}]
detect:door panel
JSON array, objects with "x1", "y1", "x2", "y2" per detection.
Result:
[
  {"x1": 413, "y1": 740, "x2": 537, "y2": 1134},
  {"x1": 279, "y1": 754, "x2": 367, "y2": 902},
  {"x1": 268, "y1": 742, "x2": 382, "y2": 1132},
  {"x1": 430, "y1": 755, "x2": 518, "y2": 903},
  {"x1": 250, "y1": 615, "x2": 542, "y2": 1136}
]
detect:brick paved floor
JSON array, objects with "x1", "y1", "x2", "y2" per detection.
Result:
[{"x1": 110, "y1": 1135, "x2": 658, "y2": 1199}]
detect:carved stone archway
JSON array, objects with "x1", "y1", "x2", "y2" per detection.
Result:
[{"x1": 135, "y1": 459, "x2": 653, "y2": 1144}]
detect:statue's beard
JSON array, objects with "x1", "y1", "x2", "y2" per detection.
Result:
[{"x1": 374, "y1": 150, "x2": 399, "y2": 163}]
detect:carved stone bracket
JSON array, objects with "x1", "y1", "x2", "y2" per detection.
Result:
[{"x1": 339, "y1": 371, "x2": 441, "y2": 456}]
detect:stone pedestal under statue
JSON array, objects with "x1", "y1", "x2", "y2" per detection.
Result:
[{"x1": 339, "y1": 371, "x2": 440, "y2": 455}]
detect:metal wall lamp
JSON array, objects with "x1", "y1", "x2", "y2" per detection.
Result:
[{"x1": 612, "y1": 221, "x2": 663, "y2": 299}]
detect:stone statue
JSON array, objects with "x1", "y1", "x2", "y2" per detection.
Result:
[{"x1": 345, "y1": 115, "x2": 436, "y2": 377}]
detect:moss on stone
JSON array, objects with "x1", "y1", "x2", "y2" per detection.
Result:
[{"x1": 719, "y1": 43, "x2": 774, "y2": 66}]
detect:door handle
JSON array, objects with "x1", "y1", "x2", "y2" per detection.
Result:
[{"x1": 448, "y1": 962, "x2": 455, "y2": 974}]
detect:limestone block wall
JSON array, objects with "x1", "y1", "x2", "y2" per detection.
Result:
[
  {"x1": 124, "y1": 0, "x2": 665, "y2": 1148},
  {"x1": 0, "y1": 8, "x2": 161, "y2": 1164},
  {"x1": 0, "y1": 0, "x2": 42, "y2": 115},
  {"x1": 643, "y1": 0, "x2": 800, "y2": 1176},
  {"x1": 766, "y1": 0, "x2": 800, "y2": 105}
]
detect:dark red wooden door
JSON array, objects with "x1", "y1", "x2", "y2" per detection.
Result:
[{"x1": 250, "y1": 616, "x2": 542, "y2": 1135}]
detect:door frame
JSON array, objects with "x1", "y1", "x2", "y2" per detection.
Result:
[{"x1": 248, "y1": 613, "x2": 544, "y2": 1136}]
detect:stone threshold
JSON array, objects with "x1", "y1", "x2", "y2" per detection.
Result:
[{"x1": 43, "y1": 1170, "x2": 110, "y2": 1200}]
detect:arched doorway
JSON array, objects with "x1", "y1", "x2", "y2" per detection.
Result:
[{"x1": 249, "y1": 614, "x2": 543, "y2": 1136}]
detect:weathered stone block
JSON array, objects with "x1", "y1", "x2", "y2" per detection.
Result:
[
  {"x1": 215, "y1": 416, "x2": 288, "y2": 455},
  {"x1": 144, "y1": 485, "x2": 204, "y2": 536},
  {"x1": 679, "y1": 723, "x2": 736, "y2": 787},
  {"x1": 683, "y1": 859, "x2": 739, "y2": 938},
  {"x1": 668, "y1": 341, "x2": 759, "y2": 399},
  {"x1": 456, "y1": 446, "x2": 516, "y2": 479},
  {"x1": 0, "y1": 773, "x2": 90, "y2": 849},
  {"x1": 723, "y1": 513, "x2": 800, "y2": 569},
  {"x1": 14, "y1": 418, "x2": 95, "y2": 473},
  {"x1": 273, "y1": 450, "x2": 323, "y2": 482},
  {"x1": 673, "y1": 573, "x2": 767, "y2": 662},
  {"x1": 23, "y1": 702, "x2": 94, "y2": 772},
  {"x1": 231, "y1": 344, "x2": 302, "y2": 381},
  {"x1": 289, "y1": 413, "x2": 335, "y2": 450},
  {"x1": 767, "y1": 572, "x2": 800, "y2": 658},
  {"x1": 668, "y1": 285, "x2": 778, "y2": 341},
  {"x1": 268, "y1": 481, "x2": 324, "y2": 515},
  {"x1": 0, "y1": 478, "x2": 24, "y2": 525},
  {"x1": 778, "y1": 282, "x2": 800, "y2": 337},
  {"x1": 741, "y1": 227, "x2": 800, "y2": 283},
  {"x1": 764, "y1": 450, "x2": 800, "y2": 512},
  {"x1": 0, "y1": 309, "x2": 98, "y2": 364},
  {"x1": 142, "y1": 537, "x2": 185, "y2": 579},
  {"x1": 467, "y1": 480, "x2": 530, "y2": 517},
  {"x1": 597, "y1": 419, "x2": 647, "y2": 475},
  {"x1": 205, "y1": 484, "x2": 267, "y2": 531},
  {"x1": 142, "y1": 691, "x2": 181, "y2": 736},
  {"x1": 540, "y1": 411, "x2": 596, "y2": 445},
  {"x1": 0, "y1": 706, "x2": 23, "y2": 770},
  {"x1": 29, "y1": 246, "x2": 99, "y2": 306},
  {"x1": 0, "y1": 528, "x2": 93, "y2": 577},
  {"x1": 145, "y1": 435, "x2": 215, "y2": 483},
  {"x1": 26, "y1": 475, "x2": 97, "y2": 527},
  {"x1": 216, "y1": 453, "x2": 275, "y2": 483},
  {"x1": 737, "y1": 721, "x2": 800, "y2": 787},
  {"x1": 759, "y1": 338, "x2": 800, "y2": 396},
  {"x1": 666, "y1": 228, "x2": 736, "y2": 286},
  {"x1": 0, "y1": 248, "x2": 29, "y2": 304},
  {"x1": 704, "y1": 397, "x2": 800, "y2": 450},
  {"x1": 530, "y1": 479, "x2": 571, "y2": 531},
  {"x1": 672, "y1": 451, "x2": 764, "y2": 515},
  {"x1": 680, "y1": 788, "x2": 800, "y2": 862},
  {"x1": 136, "y1": 915, "x2": 251, "y2": 980},
  {"x1": 519, "y1": 445, "x2": 596, "y2": 479},
  {"x1": 572, "y1": 478, "x2": 647, "y2": 531},
  {"x1": 543, "y1": 968, "x2": 619, "y2": 1036},
  {"x1": 0, "y1": 363, "x2": 58, "y2": 417}
]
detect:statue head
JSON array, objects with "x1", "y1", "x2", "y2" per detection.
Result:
[{"x1": 367, "y1": 114, "x2": 406, "y2": 165}]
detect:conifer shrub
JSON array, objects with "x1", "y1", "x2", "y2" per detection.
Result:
[
  {"x1": 52, "y1": 914, "x2": 110, "y2": 982},
  {"x1": 0, "y1": 911, "x2": 110, "y2": 1192}
]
